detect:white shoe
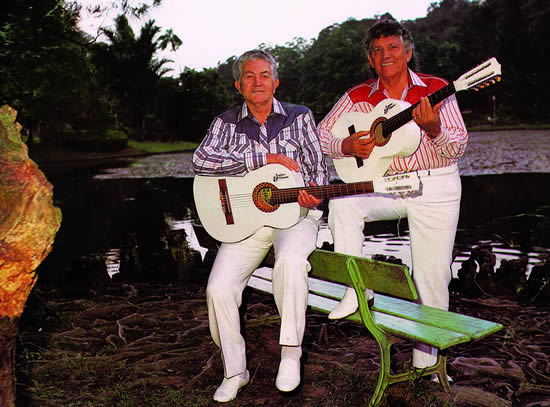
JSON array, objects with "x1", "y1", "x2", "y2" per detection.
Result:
[
  {"x1": 276, "y1": 358, "x2": 301, "y2": 392},
  {"x1": 328, "y1": 287, "x2": 373, "y2": 319},
  {"x1": 213, "y1": 370, "x2": 250, "y2": 402}
]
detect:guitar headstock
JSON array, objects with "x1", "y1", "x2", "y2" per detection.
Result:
[
  {"x1": 454, "y1": 57, "x2": 502, "y2": 92},
  {"x1": 372, "y1": 173, "x2": 420, "y2": 195}
]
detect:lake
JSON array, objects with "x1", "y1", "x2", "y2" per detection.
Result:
[{"x1": 41, "y1": 129, "x2": 550, "y2": 281}]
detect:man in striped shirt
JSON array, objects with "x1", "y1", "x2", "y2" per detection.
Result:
[
  {"x1": 318, "y1": 19, "x2": 468, "y2": 376},
  {"x1": 193, "y1": 49, "x2": 328, "y2": 402}
]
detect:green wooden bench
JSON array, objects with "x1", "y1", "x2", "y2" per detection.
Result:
[{"x1": 247, "y1": 249, "x2": 503, "y2": 406}]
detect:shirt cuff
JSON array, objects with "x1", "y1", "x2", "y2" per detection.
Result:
[
  {"x1": 321, "y1": 129, "x2": 347, "y2": 158},
  {"x1": 428, "y1": 127, "x2": 449, "y2": 147}
]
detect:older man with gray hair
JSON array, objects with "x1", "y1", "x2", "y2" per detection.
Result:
[{"x1": 193, "y1": 49, "x2": 328, "y2": 402}]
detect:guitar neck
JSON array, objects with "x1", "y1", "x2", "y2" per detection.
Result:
[
  {"x1": 271, "y1": 181, "x2": 374, "y2": 204},
  {"x1": 382, "y1": 82, "x2": 457, "y2": 136}
]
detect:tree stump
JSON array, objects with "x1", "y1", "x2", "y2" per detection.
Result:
[{"x1": 0, "y1": 105, "x2": 61, "y2": 406}]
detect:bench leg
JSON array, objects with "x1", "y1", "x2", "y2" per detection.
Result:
[
  {"x1": 386, "y1": 351, "x2": 451, "y2": 391},
  {"x1": 368, "y1": 344, "x2": 450, "y2": 406},
  {"x1": 368, "y1": 336, "x2": 399, "y2": 407},
  {"x1": 429, "y1": 352, "x2": 451, "y2": 391}
]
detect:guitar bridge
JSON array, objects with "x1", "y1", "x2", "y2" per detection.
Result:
[
  {"x1": 218, "y1": 179, "x2": 234, "y2": 225},
  {"x1": 349, "y1": 125, "x2": 364, "y2": 169}
]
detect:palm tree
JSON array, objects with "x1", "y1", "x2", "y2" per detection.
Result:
[{"x1": 92, "y1": 15, "x2": 174, "y2": 139}]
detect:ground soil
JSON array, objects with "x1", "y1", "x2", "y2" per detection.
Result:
[{"x1": 14, "y1": 278, "x2": 550, "y2": 407}]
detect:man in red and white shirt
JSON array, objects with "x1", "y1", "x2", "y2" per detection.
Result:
[{"x1": 318, "y1": 19, "x2": 468, "y2": 374}]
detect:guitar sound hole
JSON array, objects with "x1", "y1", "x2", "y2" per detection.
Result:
[
  {"x1": 252, "y1": 182, "x2": 279, "y2": 213},
  {"x1": 372, "y1": 117, "x2": 390, "y2": 146}
]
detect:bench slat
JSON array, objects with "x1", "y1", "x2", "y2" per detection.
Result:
[
  {"x1": 373, "y1": 294, "x2": 503, "y2": 340},
  {"x1": 308, "y1": 255, "x2": 502, "y2": 340},
  {"x1": 248, "y1": 274, "x2": 471, "y2": 350},
  {"x1": 252, "y1": 267, "x2": 347, "y2": 301}
]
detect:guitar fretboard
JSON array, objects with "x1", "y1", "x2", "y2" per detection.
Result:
[
  {"x1": 382, "y1": 83, "x2": 457, "y2": 137},
  {"x1": 270, "y1": 182, "x2": 375, "y2": 205}
]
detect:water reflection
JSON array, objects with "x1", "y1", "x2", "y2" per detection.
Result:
[
  {"x1": 88, "y1": 130, "x2": 550, "y2": 281},
  {"x1": 165, "y1": 216, "x2": 208, "y2": 261},
  {"x1": 105, "y1": 248, "x2": 121, "y2": 278},
  {"x1": 149, "y1": 216, "x2": 548, "y2": 284}
]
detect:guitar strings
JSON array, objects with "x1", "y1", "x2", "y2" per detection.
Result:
[{"x1": 218, "y1": 183, "x2": 376, "y2": 209}]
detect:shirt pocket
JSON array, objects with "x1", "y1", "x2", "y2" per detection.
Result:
[
  {"x1": 225, "y1": 132, "x2": 252, "y2": 155},
  {"x1": 274, "y1": 131, "x2": 301, "y2": 155}
]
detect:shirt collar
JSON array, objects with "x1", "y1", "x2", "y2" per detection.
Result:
[
  {"x1": 368, "y1": 68, "x2": 427, "y2": 98},
  {"x1": 238, "y1": 97, "x2": 287, "y2": 122}
]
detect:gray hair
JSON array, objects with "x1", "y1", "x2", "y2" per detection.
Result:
[{"x1": 232, "y1": 49, "x2": 278, "y2": 82}]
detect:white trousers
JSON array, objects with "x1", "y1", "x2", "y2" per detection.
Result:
[
  {"x1": 328, "y1": 166, "x2": 461, "y2": 367},
  {"x1": 206, "y1": 213, "x2": 320, "y2": 378}
]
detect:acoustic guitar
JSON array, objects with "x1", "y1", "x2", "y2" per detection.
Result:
[
  {"x1": 194, "y1": 164, "x2": 420, "y2": 243},
  {"x1": 331, "y1": 57, "x2": 502, "y2": 182}
]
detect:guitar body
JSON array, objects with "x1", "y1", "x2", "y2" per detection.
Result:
[
  {"x1": 332, "y1": 99, "x2": 422, "y2": 182},
  {"x1": 194, "y1": 164, "x2": 421, "y2": 243},
  {"x1": 193, "y1": 164, "x2": 307, "y2": 243}
]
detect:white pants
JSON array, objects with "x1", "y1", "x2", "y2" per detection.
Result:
[
  {"x1": 206, "y1": 213, "x2": 320, "y2": 378},
  {"x1": 328, "y1": 166, "x2": 461, "y2": 367}
]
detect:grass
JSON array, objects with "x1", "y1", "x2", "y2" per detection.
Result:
[{"x1": 127, "y1": 139, "x2": 198, "y2": 154}]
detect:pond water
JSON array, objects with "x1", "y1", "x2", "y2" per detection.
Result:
[
  {"x1": 93, "y1": 129, "x2": 550, "y2": 180},
  {"x1": 44, "y1": 130, "x2": 550, "y2": 281}
]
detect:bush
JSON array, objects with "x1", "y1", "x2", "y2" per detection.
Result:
[{"x1": 62, "y1": 128, "x2": 128, "y2": 152}]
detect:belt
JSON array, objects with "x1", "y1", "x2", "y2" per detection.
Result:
[{"x1": 415, "y1": 164, "x2": 458, "y2": 177}]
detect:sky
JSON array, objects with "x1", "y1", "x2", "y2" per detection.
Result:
[{"x1": 78, "y1": 0, "x2": 436, "y2": 75}]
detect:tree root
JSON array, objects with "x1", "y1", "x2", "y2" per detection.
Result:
[{"x1": 183, "y1": 349, "x2": 219, "y2": 391}]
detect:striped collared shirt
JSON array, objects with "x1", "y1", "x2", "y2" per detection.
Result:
[
  {"x1": 193, "y1": 98, "x2": 329, "y2": 186},
  {"x1": 318, "y1": 69, "x2": 468, "y2": 173}
]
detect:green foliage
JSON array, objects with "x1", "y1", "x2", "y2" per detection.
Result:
[
  {"x1": 3, "y1": 0, "x2": 550, "y2": 151},
  {"x1": 297, "y1": 19, "x2": 372, "y2": 120},
  {"x1": 260, "y1": 37, "x2": 312, "y2": 104},
  {"x1": 90, "y1": 15, "x2": 173, "y2": 140},
  {"x1": 153, "y1": 68, "x2": 233, "y2": 142},
  {"x1": 62, "y1": 128, "x2": 129, "y2": 152},
  {"x1": 127, "y1": 139, "x2": 197, "y2": 153},
  {"x1": 0, "y1": 0, "x2": 95, "y2": 141}
]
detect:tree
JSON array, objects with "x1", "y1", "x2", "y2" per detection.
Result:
[
  {"x1": 260, "y1": 38, "x2": 312, "y2": 105},
  {"x1": 91, "y1": 15, "x2": 176, "y2": 139},
  {"x1": 155, "y1": 68, "x2": 233, "y2": 142},
  {"x1": 298, "y1": 19, "x2": 372, "y2": 120},
  {"x1": 0, "y1": 0, "x2": 95, "y2": 146}
]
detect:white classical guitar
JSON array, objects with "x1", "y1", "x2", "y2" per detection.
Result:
[
  {"x1": 194, "y1": 164, "x2": 420, "y2": 243},
  {"x1": 332, "y1": 57, "x2": 502, "y2": 183}
]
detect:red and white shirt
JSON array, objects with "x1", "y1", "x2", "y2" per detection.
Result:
[{"x1": 318, "y1": 69, "x2": 468, "y2": 174}]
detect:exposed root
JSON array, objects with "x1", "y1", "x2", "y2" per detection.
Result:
[
  {"x1": 183, "y1": 349, "x2": 220, "y2": 390},
  {"x1": 116, "y1": 320, "x2": 127, "y2": 344}
]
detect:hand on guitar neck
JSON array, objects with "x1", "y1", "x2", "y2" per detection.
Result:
[
  {"x1": 266, "y1": 153, "x2": 323, "y2": 208},
  {"x1": 412, "y1": 96, "x2": 443, "y2": 138}
]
